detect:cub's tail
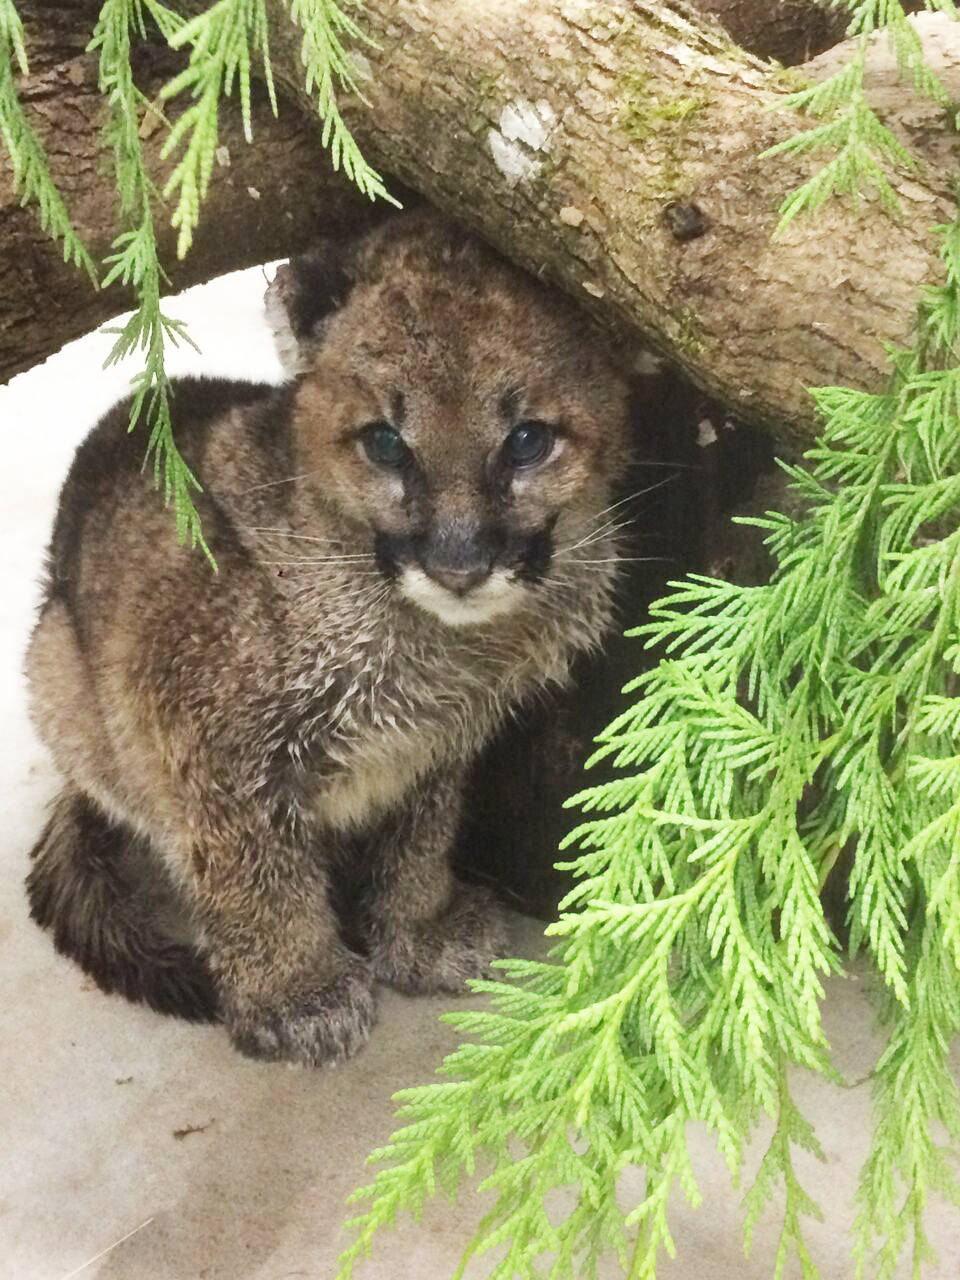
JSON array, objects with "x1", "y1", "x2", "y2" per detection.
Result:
[{"x1": 26, "y1": 789, "x2": 219, "y2": 1023}]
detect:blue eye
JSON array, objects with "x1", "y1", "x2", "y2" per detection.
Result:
[
  {"x1": 361, "y1": 422, "x2": 410, "y2": 468},
  {"x1": 505, "y1": 420, "x2": 554, "y2": 468}
]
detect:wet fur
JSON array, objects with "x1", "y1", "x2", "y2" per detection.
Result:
[{"x1": 24, "y1": 213, "x2": 633, "y2": 1065}]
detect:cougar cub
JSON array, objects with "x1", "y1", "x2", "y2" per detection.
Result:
[{"x1": 25, "y1": 213, "x2": 632, "y2": 1065}]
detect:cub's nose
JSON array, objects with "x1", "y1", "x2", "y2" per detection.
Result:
[
  {"x1": 420, "y1": 517, "x2": 503, "y2": 595},
  {"x1": 426, "y1": 564, "x2": 490, "y2": 596}
]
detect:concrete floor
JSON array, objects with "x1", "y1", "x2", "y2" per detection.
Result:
[{"x1": 2, "y1": 273, "x2": 958, "y2": 1280}]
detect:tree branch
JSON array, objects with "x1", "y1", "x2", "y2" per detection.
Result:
[
  {"x1": 4, "y1": 3, "x2": 958, "y2": 448},
  {"x1": 287, "y1": 0, "x2": 953, "y2": 445}
]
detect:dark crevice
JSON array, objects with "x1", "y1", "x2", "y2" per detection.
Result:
[{"x1": 458, "y1": 360, "x2": 781, "y2": 918}]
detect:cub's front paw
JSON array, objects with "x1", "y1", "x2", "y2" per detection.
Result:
[
  {"x1": 226, "y1": 961, "x2": 377, "y2": 1066},
  {"x1": 372, "y1": 884, "x2": 508, "y2": 995}
]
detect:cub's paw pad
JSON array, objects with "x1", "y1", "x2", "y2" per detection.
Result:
[
  {"x1": 227, "y1": 964, "x2": 376, "y2": 1066},
  {"x1": 374, "y1": 885, "x2": 508, "y2": 995}
]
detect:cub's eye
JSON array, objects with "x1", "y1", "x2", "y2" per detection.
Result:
[
  {"x1": 504, "y1": 420, "x2": 554, "y2": 469},
  {"x1": 360, "y1": 421, "x2": 410, "y2": 469}
]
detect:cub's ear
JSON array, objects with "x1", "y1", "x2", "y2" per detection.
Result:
[{"x1": 264, "y1": 243, "x2": 354, "y2": 378}]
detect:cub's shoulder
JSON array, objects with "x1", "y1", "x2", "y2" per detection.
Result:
[
  {"x1": 66, "y1": 375, "x2": 277, "y2": 490},
  {"x1": 43, "y1": 376, "x2": 284, "y2": 609}
]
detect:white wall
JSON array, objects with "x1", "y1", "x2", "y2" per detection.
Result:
[{"x1": 0, "y1": 265, "x2": 287, "y2": 892}]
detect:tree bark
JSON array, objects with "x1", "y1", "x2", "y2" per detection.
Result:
[
  {"x1": 4, "y1": 3, "x2": 960, "y2": 448},
  {"x1": 296, "y1": 1, "x2": 957, "y2": 446}
]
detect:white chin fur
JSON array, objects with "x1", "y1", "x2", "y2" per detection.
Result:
[{"x1": 400, "y1": 567, "x2": 525, "y2": 626}]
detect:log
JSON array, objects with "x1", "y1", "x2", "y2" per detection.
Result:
[
  {"x1": 281, "y1": 0, "x2": 954, "y2": 446},
  {"x1": 5, "y1": 3, "x2": 958, "y2": 448}
]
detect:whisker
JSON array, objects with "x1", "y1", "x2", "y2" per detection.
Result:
[
  {"x1": 280, "y1": 566, "x2": 384, "y2": 576},
  {"x1": 280, "y1": 573, "x2": 386, "y2": 586},
  {"x1": 564, "y1": 555, "x2": 674, "y2": 565},
  {"x1": 235, "y1": 469, "x2": 328, "y2": 495},
  {"x1": 282, "y1": 579, "x2": 386, "y2": 593},
  {"x1": 557, "y1": 516, "x2": 635, "y2": 555},
  {"x1": 581, "y1": 474, "x2": 679, "y2": 525},
  {"x1": 263, "y1": 555, "x2": 376, "y2": 565},
  {"x1": 244, "y1": 526, "x2": 357, "y2": 545},
  {"x1": 555, "y1": 474, "x2": 681, "y2": 555},
  {"x1": 631, "y1": 458, "x2": 698, "y2": 470},
  {"x1": 280, "y1": 575, "x2": 387, "y2": 587}
]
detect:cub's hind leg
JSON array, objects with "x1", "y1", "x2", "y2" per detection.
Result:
[
  {"x1": 26, "y1": 788, "x2": 219, "y2": 1022},
  {"x1": 25, "y1": 600, "x2": 127, "y2": 819}
]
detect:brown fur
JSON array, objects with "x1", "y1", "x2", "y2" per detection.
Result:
[{"x1": 24, "y1": 213, "x2": 633, "y2": 1065}]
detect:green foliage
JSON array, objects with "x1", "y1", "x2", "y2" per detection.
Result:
[
  {"x1": 338, "y1": 226, "x2": 960, "y2": 1280},
  {"x1": 160, "y1": 0, "x2": 277, "y2": 261},
  {"x1": 763, "y1": 0, "x2": 955, "y2": 233},
  {"x1": 0, "y1": 0, "x2": 391, "y2": 557},
  {"x1": 283, "y1": 0, "x2": 395, "y2": 202},
  {"x1": 90, "y1": 0, "x2": 211, "y2": 562},
  {"x1": 338, "y1": 7, "x2": 960, "y2": 1280}
]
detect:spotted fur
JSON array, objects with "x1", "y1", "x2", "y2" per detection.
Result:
[{"x1": 24, "y1": 213, "x2": 633, "y2": 1066}]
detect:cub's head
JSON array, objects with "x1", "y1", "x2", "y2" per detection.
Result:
[{"x1": 266, "y1": 212, "x2": 632, "y2": 627}]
